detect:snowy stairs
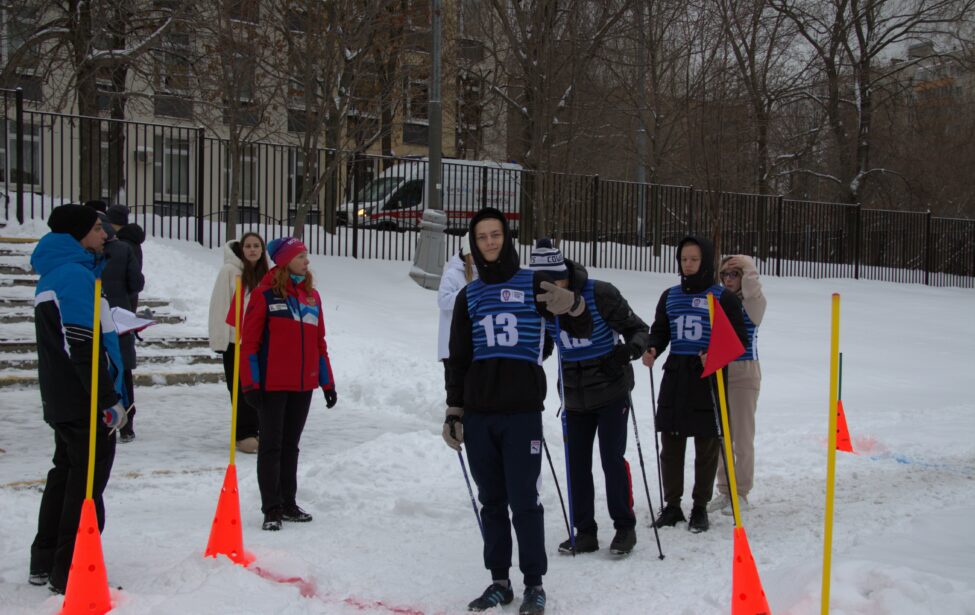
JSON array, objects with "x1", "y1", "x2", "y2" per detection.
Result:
[{"x1": 0, "y1": 237, "x2": 223, "y2": 389}]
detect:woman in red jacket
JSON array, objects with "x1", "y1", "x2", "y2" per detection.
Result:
[{"x1": 238, "y1": 237, "x2": 337, "y2": 531}]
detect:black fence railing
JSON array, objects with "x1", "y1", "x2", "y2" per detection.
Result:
[{"x1": 2, "y1": 87, "x2": 973, "y2": 288}]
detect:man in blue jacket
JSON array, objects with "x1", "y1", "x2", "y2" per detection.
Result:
[{"x1": 28, "y1": 204, "x2": 129, "y2": 594}]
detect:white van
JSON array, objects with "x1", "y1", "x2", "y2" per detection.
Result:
[{"x1": 338, "y1": 158, "x2": 523, "y2": 234}]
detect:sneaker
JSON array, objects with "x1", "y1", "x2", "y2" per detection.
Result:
[
  {"x1": 721, "y1": 495, "x2": 750, "y2": 517},
  {"x1": 558, "y1": 531, "x2": 598, "y2": 554},
  {"x1": 708, "y1": 495, "x2": 731, "y2": 513},
  {"x1": 653, "y1": 505, "x2": 686, "y2": 528},
  {"x1": 262, "y1": 509, "x2": 282, "y2": 531},
  {"x1": 688, "y1": 506, "x2": 709, "y2": 533},
  {"x1": 609, "y1": 528, "x2": 636, "y2": 555},
  {"x1": 281, "y1": 504, "x2": 313, "y2": 523},
  {"x1": 119, "y1": 430, "x2": 135, "y2": 443},
  {"x1": 467, "y1": 582, "x2": 514, "y2": 611},
  {"x1": 28, "y1": 572, "x2": 49, "y2": 586},
  {"x1": 519, "y1": 586, "x2": 546, "y2": 615},
  {"x1": 236, "y1": 437, "x2": 259, "y2": 454},
  {"x1": 48, "y1": 580, "x2": 65, "y2": 595}
]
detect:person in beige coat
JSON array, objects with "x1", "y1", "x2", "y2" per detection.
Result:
[
  {"x1": 711, "y1": 254, "x2": 766, "y2": 515},
  {"x1": 208, "y1": 232, "x2": 268, "y2": 454}
]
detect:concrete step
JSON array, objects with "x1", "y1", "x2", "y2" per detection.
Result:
[
  {"x1": 0, "y1": 277, "x2": 36, "y2": 287},
  {"x1": 1, "y1": 353, "x2": 221, "y2": 371},
  {"x1": 0, "y1": 312, "x2": 186, "y2": 325},
  {"x1": 0, "y1": 265, "x2": 32, "y2": 275},
  {"x1": 0, "y1": 370, "x2": 224, "y2": 389},
  {"x1": 0, "y1": 249, "x2": 31, "y2": 257},
  {"x1": 0, "y1": 336, "x2": 210, "y2": 353},
  {"x1": 0, "y1": 298, "x2": 170, "y2": 309},
  {"x1": 0, "y1": 237, "x2": 39, "y2": 244}
]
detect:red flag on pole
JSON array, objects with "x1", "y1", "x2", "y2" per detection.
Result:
[
  {"x1": 701, "y1": 293, "x2": 745, "y2": 378},
  {"x1": 836, "y1": 399, "x2": 856, "y2": 454}
]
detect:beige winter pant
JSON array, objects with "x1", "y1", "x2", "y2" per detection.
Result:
[{"x1": 716, "y1": 360, "x2": 761, "y2": 497}]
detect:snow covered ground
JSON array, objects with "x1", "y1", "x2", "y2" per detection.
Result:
[{"x1": 1, "y1": 227, "x2": 974, "y2": 614}]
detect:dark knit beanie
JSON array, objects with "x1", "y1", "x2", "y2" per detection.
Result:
[
  {"x1": 106, "y1": 204, "x2": 130, "y2": 226},
  {"x1": 48, "y1": 205, "x2": 99, "y2": 241}
]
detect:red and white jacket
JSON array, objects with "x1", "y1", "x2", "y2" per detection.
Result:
[{"x1": 229, "y1": 269, "x2": 335, "y2": 394}]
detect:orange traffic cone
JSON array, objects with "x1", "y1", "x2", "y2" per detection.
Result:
[
  {"x1": 205, "y1": 464, "x2": 254, "y2": 566},
  {"x1": 732, "y1": 526, "x2": 771, "y2": 615},
  {"x1": 59, "y1": 499, "x2": 112, "y2": 615},
  {"x1": 836, "y1": 399, "x2": 855, "y2": 454}
]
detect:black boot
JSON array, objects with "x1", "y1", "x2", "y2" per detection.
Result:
[
  {"x1": 558, "y1": 531, "x2": 598, "y2": 554},
  {"x1": 688, "y1": 505, "x2": 709, "y2": 533},
  {"x1": 609, "y1": 528, "x2": 636, "y2": 555},
  {"x1": 653, "y1": 505, "x2": 686, "y2": 528},
  {"x1": 467, "y1": 582, "x2": 514, "y2": 611},
  {"x1": 281, "y1": 504, "x2": 313, "y2": 522},
  {"x1": 262, "y1": 508, "x2": 283, "y2": 531}
]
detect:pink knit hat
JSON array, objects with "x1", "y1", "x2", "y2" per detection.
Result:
[{"x1": 267, "y1": 237, "x2": 307, "y2": 267}]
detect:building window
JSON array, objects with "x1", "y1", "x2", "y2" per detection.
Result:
[
  {"x1": 1, "y1": 120, "x2": 42, "y2": 188},
  {"x1": 153, "y1": 134, "x2": 191, "y2": 202},
  {"x1": 154, "y1": 28, "x2": 193, "y2": 119},
  {"x1": 222, "y1": 144, "x2": 258, "y2": 207},
  {"x1": 3, "y1": 6, "x2": 42, "y2": 75},
  {"x1": 286, "y1": 8, "x2": 306, "y2": 33}
]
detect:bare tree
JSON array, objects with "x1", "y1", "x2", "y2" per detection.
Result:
[
  {"x1": 770, "y1": 0, "x2": 975, "y2": 204},
  {"x1": 1, "y1": 0, "x2": 172, "y2": 201}
]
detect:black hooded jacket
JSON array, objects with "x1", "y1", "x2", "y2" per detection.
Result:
[
  {"x1": 557, "y1": 259, "x2": 650, "y2": 412},
  {"x1": 115, "y1": 223, "x2": 145, "y2": 310},
  {"x1": 445, "y1": 208, "x2": 592, "y2": 414},
  {"x1": 646, "y1": 235, "x2": 748, "y2": 437}
]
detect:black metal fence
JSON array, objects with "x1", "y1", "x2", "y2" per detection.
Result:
[{"x1": 2, "y1": 88, "x2": 973, "y2": 288}]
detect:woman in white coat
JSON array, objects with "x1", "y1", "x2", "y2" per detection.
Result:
[
  {"x1": 437, "y1": 233, "x2": 475, "y2": 372},
  {"x1": 208, "y1": 232, "x2": 269, "y2": 453}
]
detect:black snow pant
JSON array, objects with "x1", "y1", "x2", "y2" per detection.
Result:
[
  {"x1": 120, "y1": 369, "x2": 135, "y2": 436},
  {"x1": 222, "y1": 343, "x2": 260, "y2": 440},
  {"x1": 257, "y1": 390, "x2": 312, "y2": 514},
  {"x1": 30, "y1": 419, "x2": 116, "y2": 591},
  {"x1": 566, "y1": 397, "x2": 636, "y2": 535},
  {"x1": 463, "y1": 411, "x2": 547, "y2": 588},
  {"x1": 659, "y1": 432, "x2": 720, "y2": 509}
]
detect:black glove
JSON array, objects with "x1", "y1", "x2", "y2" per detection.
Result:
[
  {"x1": 324, "y1": 389, "x2": 338, "y2": 408},
  {"x1": 610, "y1": 344, "x2": 636, "y2": 366},
  {"x1": 243, "y1": 390, "x2": 263, "y2": 411}
]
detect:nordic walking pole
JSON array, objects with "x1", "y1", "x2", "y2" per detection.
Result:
[
  {"x1": 457, "y1": 449, "x2": 483, "y2": 538},
  {"x1": 626, "y1": 390, "x2": 665, "y2": 560},
  {"x1": 542, "y1": 439, "x2": 572, "y2": 545},
  {"x1": 553, "y1": 319, "x2": 577, "y2": 554},
  {"x1": 648, "y1": 369, "x2": 664, "y2": 512}
]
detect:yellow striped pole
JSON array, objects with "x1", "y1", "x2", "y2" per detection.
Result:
[
  {"x1": 821, "y1": 293, "x2": 841, "y2": 614},
  {"x1": 707, "y1": 293, "x2": 743, "y2": 528},
  {"x1": 229, "y1": 276, "x2": 242, "y2": 466},
  {"x1": 86, "y1": 278, "x2": 103, "y2": 500}
]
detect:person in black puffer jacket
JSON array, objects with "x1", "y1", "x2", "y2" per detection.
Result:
[
  {"x1": 442, "y1": 208, "x2": 591, "y2": 615},
  {"x1": 106, "y1": 205, "x2": 146, "y2": 311},
  {"x1": 642, "y1": 235, "x2": 747, "y2": 534},
  {"x1": 528, "y1": 239, "x2": 649, "y2": 556},
  {"x1": 95, "y1": 205, "x2": 145, "y2": 442}
]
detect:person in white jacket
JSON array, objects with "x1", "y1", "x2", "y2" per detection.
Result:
[
  {"x1": 437, "y1": 233, "x2": 475, "y2": 370},
  {"x1": 711, "y1": 254, "x2": 767, "y2": 514},
  {"x1": 208, "y1": 232, "x2": 268, "y2": 453}
]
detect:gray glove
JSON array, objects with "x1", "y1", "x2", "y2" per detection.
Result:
[
  {"x1": 442, "y1": 407, "x2": 464, "y2": 451},
  {"x1": 538, "y1": 281, "x2": 585, "y2": 316},
  {"x1": 102, "y1": 401, "x2": 128, "y2": 432}
]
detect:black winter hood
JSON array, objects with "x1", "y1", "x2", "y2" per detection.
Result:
[
  {"x1": 563, "y1": 258, "x2": 589, "y2": 291},
  {"x1": 468, "y1": 207, "x2": 520, "y2": 284},
  {"x1": 677, "y1": 235, "x2": 716, "y2": 293},
  {"x1": 116, "y1": 223, "x2": 146, "y2": 245}
]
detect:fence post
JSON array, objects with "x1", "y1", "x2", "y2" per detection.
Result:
[
  {"x1": 924, "y1": 210, "x2": 932, "y2": 286},
  {"x1": 15, "y1": 88, "x2": 24, "y2": 225},
  {"x1": 351, "y1": 153, "x2": 359, "y2": 259},
  {"x1": 853, "y1": 203, "x2": 862, "y2": 280},
  {"x1": 481, "y1": 165, "x2": 488, "y2": 209},
  {"x1": 775, "y1": 195, "x2": 783, "y2": 277},
  {"x1": 590, "y1": 174, "x2": 599, "y2": 268},
  {"x1": 196, "y1": 127, "x2": 205, "y2": 246}
]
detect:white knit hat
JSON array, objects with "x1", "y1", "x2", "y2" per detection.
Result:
[{"x1": 529, "y1": 238, "x2": 568, "y2": 278}]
